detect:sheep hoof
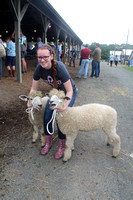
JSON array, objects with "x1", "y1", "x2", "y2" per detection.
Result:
[
  {"x1": 63, "y1": 157, "x2": 68, "y2": 162},
  {"x1": 32, "y1": 141, "x2": 36, "y2": 143},
  {"x1": 107, "y1": 143, "x2": 110, "y2": 146},
  {"x1": 62, "y1": 160, "x2": 67, "y2": 163},
  {"x1": 112, "y1": 155, "x2": 116, "y2": 158}
]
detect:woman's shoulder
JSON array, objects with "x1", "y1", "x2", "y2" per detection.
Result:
[{"x1": 56, "y1": 60, "x2": 66, "y2": 67}]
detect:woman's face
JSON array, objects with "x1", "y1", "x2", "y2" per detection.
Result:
[{"x1": 37, "y1": 49, "x2": 53, "y2": 69}]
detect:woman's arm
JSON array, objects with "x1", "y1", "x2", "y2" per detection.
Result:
[
  {"x1": 56, "y1": 79, "x2": 73, "y2": 112},
  {"x1": 29, "y1": 79, "x2": 39, "y2": 93}
]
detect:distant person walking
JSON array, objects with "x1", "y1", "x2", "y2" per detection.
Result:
[
  {"x1": 77, "y1": 44, "x2": 91, "y2": 79},
  {"x1": 91, "y1": 43, "x2": 101, "y2": 78},
  {"x1": 110, "y1": 54, "x2": 114, "y2": 67},
  {"x1": 114, "y1": 55, "x2": 119, "y2": 67}
]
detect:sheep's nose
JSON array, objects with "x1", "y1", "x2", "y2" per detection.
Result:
[{"x1": 38, "y1": 104, "x2": 42, "y2": 108}]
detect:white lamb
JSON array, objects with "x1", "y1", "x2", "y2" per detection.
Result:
[
  {"x1": 19, "y1": 91, "x2": 49, "y2": 146},
  {"x1": 49, "y1": 89, "x2": 121, "y2": 162}
]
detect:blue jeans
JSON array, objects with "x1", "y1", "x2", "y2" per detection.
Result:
[
  {"x1": 91, "y1": 60, "x2": 100, "y2": 77},
  {"x1": 36, "y1": 58, "x2": 39, "y2": 68},
  {"x1": 0, "y1": 58, "x2": 2, "y2": 76},
  {"x1": 44, "y1": 88, "x2": 78, "y2": 139},
  {"x1": 57, "y1": 53, "x2": 61, "y2": 61},
  {"x1": 78, "y1": 59, "x2": 89, "y2": 78},
  {"x1": 98, "y1": 61, "x2": 100, "y2": 76}
]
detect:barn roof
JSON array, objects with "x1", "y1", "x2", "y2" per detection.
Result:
[{"x1": 0, "y1": 0, "x2": 82, "y2": 44}]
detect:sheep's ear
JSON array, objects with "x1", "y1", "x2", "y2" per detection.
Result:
[
  {"x1": 19, "y1": 95, "x2": 32, "y2": 101},
  {"x1": 64, "y1": 96, "x2": 71, "y2": 101}
]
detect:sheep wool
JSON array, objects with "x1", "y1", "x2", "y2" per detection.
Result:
[{"x1": 49, "y1": 89, "x2": 121, "y2": 162}]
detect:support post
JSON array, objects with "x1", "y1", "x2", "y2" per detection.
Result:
[
  {"x1": 63, "y1": 33, "x2": 67, "y2": 63},
  {"x1": 14, "y1": 0, "x2": 22, "y2": 83},
  {"x1": 9, "y1": 0, "x2": 29, "y2": 83},
  {"x1": 41, "y1": 14, "x2": 49, "y2": 43},
  {"x1": 55, "y1": 27, "x2": 61, "y2": 59},
  {"x1": 68, "y1": 37, "x2": 71, "y2": 63}
]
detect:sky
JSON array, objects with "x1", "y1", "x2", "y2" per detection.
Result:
[{"x1": 48, "y1": 0, "x2": 133, "y2": 45}]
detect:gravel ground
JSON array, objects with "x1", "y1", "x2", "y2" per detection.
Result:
[{"x1": 0, "y1": 61, "x2": 133, "y2": 200}]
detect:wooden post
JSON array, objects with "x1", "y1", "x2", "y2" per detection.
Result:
[
  {"x1": 41, "y1": 14, "x2": 49, "y2": 43},
  {"x1": 14, "y1": 0, "x2": 22, "y2": 83},
  {"x1": 55, "y1": 27, "x2": 61, "y2": 60},
  {"x1": 63, "y1": 33, "x2": 67, "y2": 63},
  {"x1": 9, "y1": 0, "x2": 29, "y2": 83},
  {"x1": 68, "y1": 37, "x2": 71, "y2": 63}
]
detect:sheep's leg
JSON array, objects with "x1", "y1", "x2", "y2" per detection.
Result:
[
  {"x1": 40, "y1": 126, "x2": 46, "y2": 147},
  {"x1": 106, "y1": 136, "x2": 112, "y2": 146},
  {"x1": 63, "y1": 132, "x2": 77, "y2": 162},
  {"x1": 32, "y1": 125, "x2": 39, "y2": 143},
  {"x1": 104, "y1": 127, "x2": 120, "y2": 157},
  {"x1": 112, "y1": 133, "x2": 120, "y2": 157}
]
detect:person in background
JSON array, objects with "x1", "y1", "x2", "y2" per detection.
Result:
[
  {"x1": 77, "y1": 44, "x2": 91, "y2": 79},
  {"x1": 36, "y1": 37, "x2": 43, "y2": 67},
  {"x1": 5, "y1": 37, "x2": 16, "y2": 77},
  {"x1": 20, "y1": 32, "x2": 27, "y2": 73},
  {"x1": 110, "y1": 54, "x2": 114, "y2": 67},
  {"x1": 28, "y1": 44, "x2": 78, "y2": 159},
  {"x1": 0, "y1": 57, "x2": 2, "y2": 80},
  {"x1": 12, "y1": 31, "x2": 27, "y2": 73},
  {"x1": 65, "y1": 47, "x2": 69, "y2": 64},
  {"x1": 57, "y1": 43, "x2": 62, "y2": 61},
  {"x1": 0, "y1": 39, "x2": 5, "y2": 80},
  {"x1": 69, "y1": 46, "x2": 77, "y2": 67},
  {"x1": 91, "y1": 43, "x2": 101, "y2": 78},
  {"x1": 49, "y1": 42, "x2": 56, "y2": 52},
  {"x1": 114, "y1": 55, "x2": 119, "y2": 67}
]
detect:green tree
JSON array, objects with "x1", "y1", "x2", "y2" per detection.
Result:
[{"x1": 83, "y1": 43, "x2": 133, "y2": 61}]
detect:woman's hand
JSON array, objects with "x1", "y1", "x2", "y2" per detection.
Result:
[
  {"x1": 55, "y1": 100, "x2": 70, "y2": 112},
  {"x1": 56, "y1": 106, "x2": 68, "y2": 112}
]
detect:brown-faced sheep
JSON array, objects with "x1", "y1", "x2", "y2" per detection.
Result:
[{"x1": 19, "y1": 91, "x2": 48, "y2": 146}]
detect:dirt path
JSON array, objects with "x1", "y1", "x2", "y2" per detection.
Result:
[{"x1": 0, "y1": 60, "x2": 133, "y2": 200}]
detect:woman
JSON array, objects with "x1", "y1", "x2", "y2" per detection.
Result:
[{"x1": 28, "y1": 44, "x2": 77, "y2": 159}]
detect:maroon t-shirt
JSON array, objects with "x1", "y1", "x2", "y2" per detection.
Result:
[{"x1": 81, "y1": 48, "x2": 91, "y2": 59}]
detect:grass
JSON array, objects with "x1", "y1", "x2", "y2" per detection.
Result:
[{"x1": 123, "y1": 66, "x2": 133, "y2": 72}]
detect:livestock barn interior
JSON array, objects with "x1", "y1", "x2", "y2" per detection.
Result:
[{"x1": 0, "y1": 0, "x2": 82, "y2": 82}]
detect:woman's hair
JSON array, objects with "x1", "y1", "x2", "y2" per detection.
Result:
[{"x1": 37, "y1": 43, "x2": 57, "y2": 88}]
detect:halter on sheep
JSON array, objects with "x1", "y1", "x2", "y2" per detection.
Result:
[
  {"x1": 47, "y1": 95, "x2": 70, "y2": 135},
  {"x1": 47, "y1": 95, "x2": 63, "y2": 135},
  {"x1": 19, "y1": 92, "x2": 49, "y2": 146},
  {"x1": 19, "y1": 95, "x2": 43, "y2": 120}
]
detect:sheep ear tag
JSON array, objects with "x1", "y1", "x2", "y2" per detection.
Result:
[{"x1": 19, "y1": 95, "x2": 30, "y2": 102}]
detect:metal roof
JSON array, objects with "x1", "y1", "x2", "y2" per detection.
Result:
[{"x1": 0, "y1": 0, "x2": 82, "y2": 44}]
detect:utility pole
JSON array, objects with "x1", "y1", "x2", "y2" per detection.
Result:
[{"x1": 125, "y1": 29, "x2": 129, "y2": 64}]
